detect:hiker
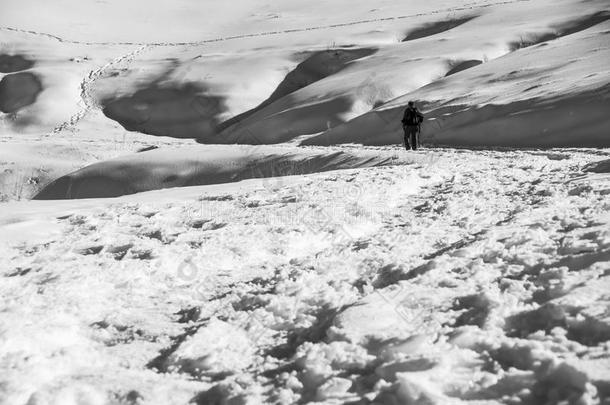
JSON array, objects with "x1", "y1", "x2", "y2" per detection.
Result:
[{"x1": 401, "y1": 101, "x2": 424, "y2": 150}]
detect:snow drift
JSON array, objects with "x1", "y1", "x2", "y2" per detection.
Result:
[{"x1": 34, "y1": 145, "x2": 393, "y2": 199}]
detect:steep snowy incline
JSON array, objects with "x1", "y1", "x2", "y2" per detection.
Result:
[
  {"x1": 303, "y1": 14, "x2": 610, "y2": 147},
  {"x1": 1, "y1": 148, "x2": 609, "y2": 404}
]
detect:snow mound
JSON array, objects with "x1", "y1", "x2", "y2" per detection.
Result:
[
  {"x1": 402, "y1": 15, "x2": 478, "y2": 41},
  {"x1": 157, "y1": 318, "x2": 255, "y2": 378},
  {"x1": 34, "y1": 145, "x2": 394, "y2": 199},
  {"x1": 444, "y1": 59, "x2": 482, "y2": 77}
]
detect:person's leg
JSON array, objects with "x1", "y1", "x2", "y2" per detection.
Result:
[
  {"x1": 410, "y1": 127, "x2": 417, "y2": 150},
  {"x1": 403, "y1": 126, "x2": 410, "y2": 150}
]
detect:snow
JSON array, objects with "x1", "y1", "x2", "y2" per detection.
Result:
[
  {"x1": 2, "y1": 148, "x2": 610, "y2": 404},
  {"x1": 1, "y1": 0, "x2": 610, "y2": 404},
  {"x1": 303, "y1": 12, "x2": 610, "y2": 147},
  {"x1": 32, "y1": 144, "x2": 398, "y2": 199}
]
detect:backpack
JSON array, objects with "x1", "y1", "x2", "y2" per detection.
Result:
[{"x1": 402, "y1": 108, "x2": 422, "y2": 126}]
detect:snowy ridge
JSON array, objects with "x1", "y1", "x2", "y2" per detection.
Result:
[
  {"x1": 33, "y1": 145, "x2": 398, "y2": 199},
  {"x1": 0, "y1": 0, "x2": 532, "y2": 46}
]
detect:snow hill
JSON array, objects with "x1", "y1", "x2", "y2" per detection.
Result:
[
  {"x1": 1, "y1": 0, "x2": 610, "y2": 404},
  {"x1": 1, "y1": 0, "x2": 609, "y2": 200}
]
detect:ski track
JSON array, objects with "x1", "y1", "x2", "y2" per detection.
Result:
[{"x1": 1, "y1": 148, "x2": 609, "y2": 403}]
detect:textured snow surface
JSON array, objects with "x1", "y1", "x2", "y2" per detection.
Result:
[
  {"x1": 2, "y1": 148, "x2": 610, "y2": 404},
  {"x1": 2, "y1": 0, "x2": 610, "y2": 403}
]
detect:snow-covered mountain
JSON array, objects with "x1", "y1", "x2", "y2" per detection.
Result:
[{"x1": 1, "y1": 0, "x2": 609, "y2": 404}]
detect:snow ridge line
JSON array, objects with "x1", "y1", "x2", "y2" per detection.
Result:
[
  {"x1": 48, "y1": 45, "x2": 149, "y2": 136},
  {"x1": 0, "y1": 0, "x2": 530, "y2": 47}
]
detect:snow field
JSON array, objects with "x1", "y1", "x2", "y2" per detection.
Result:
[
  {"x1": 1, "y1": 0, "x2": 610, "y2": 403},
  {"x1": 1, "y1": 148, "x2": 609, "y2": 404}
]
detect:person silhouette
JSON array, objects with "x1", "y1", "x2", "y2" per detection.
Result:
[{"x1": 401, "y1": 101, "x2": 424, "y2": 150}]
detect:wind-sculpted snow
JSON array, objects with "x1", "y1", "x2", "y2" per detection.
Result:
[
  {"x1": 508, "y1": 10, "x2": 610, "y2": 51},
  {"x1": 444, "y1": 59, "x2": 483, "y2": 77},
  {"x1": 2, "y1": 148, "x2": 610, "y2": 404},
  {"x1": 402, "y1": 16, "x2": 478, "y2": 41},
  {"x1": 34, "y1": 145, "x2": 394, "y2": 199}
]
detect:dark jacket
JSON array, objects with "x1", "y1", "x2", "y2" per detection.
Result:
[{"x1": 401, "y1": 107, "x2": 424, "y2": 127}]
